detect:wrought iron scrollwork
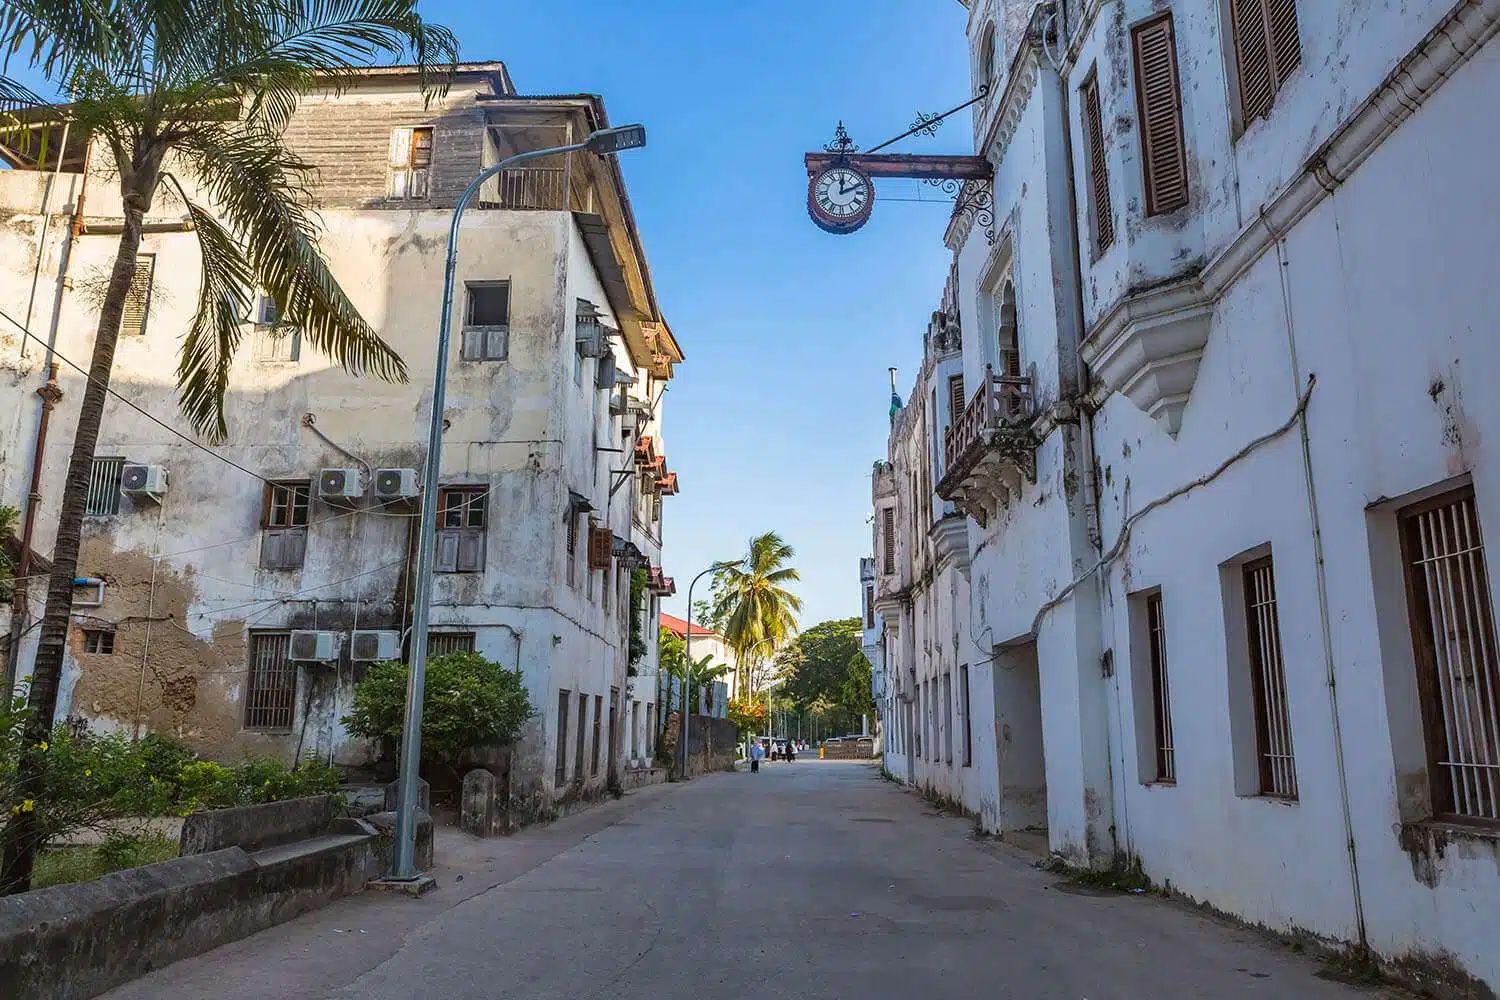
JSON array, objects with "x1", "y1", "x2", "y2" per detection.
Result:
[
  {"x1": 910, "y1": 110, "x2": 942, "y2": 138},
  {"x1": 923, "y1": 177, "x2": 995, "y2": 246},
  {"x1": 823, "y1": 121, "x2": 859, "y2": 155}
]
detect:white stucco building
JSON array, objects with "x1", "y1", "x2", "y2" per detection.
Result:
[
  {"x1": 0, "y1": 62, "x2": 685, "y2": 811},
  {"x1": 866, "y1": 0, "x2": 1500, "y2": 989}
]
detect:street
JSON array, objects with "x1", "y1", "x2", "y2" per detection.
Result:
[{"x1": 104, "y1": 762, "x2": 1399, "y2": 1000}]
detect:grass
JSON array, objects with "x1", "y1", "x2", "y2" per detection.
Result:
[{"x1": 32, "y1": 833, "x2": 179, "y2": 889}]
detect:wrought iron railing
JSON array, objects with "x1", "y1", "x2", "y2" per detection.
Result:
[
  {"x1": 477, "y1": 166, "x2": 568, "y2": 210},
  {"x1": 942, "y1": 364, "x2": 1034, "y2": 474}
]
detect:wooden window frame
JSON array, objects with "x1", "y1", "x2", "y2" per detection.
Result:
[
  {"x1": 1242, "y1": 556, "x2": 1298, "y2": 799},
  {"x1": 1146, "y1": 591, "x2": 1176, "y2": 783},
  {"x1": 947, "y1": 374, "x2": 966, "y2": 430},
  {"x1": 1226, "y1": 0, "x2": 1302, "y2": 132},
  {"x1": 1398, "y1": 485, "x2": 1500, "y2": 823},
  {"x1": 460, "y1": 282, "x2": 510, "y2": 361},
  {"x1": 120, "y1": 255, "x2": 155, "y2": 337},
  {"x1": 591, "y1": 693, "x2": 603, "y2": 776},
  {"x1": 555, "y1": 690, "x2": 571, "y2": 786},
  {"x1": 82, "y1": 628, "x2": 115, "y2": 655},
  {"x1": 436, "y1": 486, "x2": 488, "y2": 574},
  {"x1": 881, "y1": 507, "x2": 896, "y2": 576},
  {"x1": 389, "y1": 125, "x2": 433, "y2": 199},
  {"x1": 1080, "y1": 69, "x2": 1115, "y2": 254},
  {"x1": 865, "y1": 585, "x2": 875, "y2": 630},
  {"x1": 260, "y1": 480, "x2": 311, "y2": 570},
  {"x1": 1132, "y1": 13, "x2": 1190, "y2": 217},
  {"x1": 574, "y1": 694, "x2": 588, "y2": 782},
  {"x1": 961, "y1": 664, "x2": 972, "y2": 766}
]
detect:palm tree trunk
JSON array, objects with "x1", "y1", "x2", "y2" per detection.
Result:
[{"x1": 0, "y1": 183, "x2": 149, "y2": 895}]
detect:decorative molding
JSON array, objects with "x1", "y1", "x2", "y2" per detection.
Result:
[{"x1": 1084, "y1": 0, "x2": 1500, "y2": 434}]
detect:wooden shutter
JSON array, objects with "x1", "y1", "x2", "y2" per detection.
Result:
[
  {"x1": 389, "y1": 127, "x2": 411, "y2": 198},
  {"x1": 435, "y1": 530, "x2": 460, "y2": 573},
  {"x1": 1232, "y1": 0, "x2": 1300, "y2": 125},
  {"x1": 881, "y1": 508, "x2": 896, "y2": 575},
  {"x1": 1081, "y1": 74, "x2": 1114, "y2": 252},
  {"x1": 1133, "y1": 14, "x2": 1188, "y2": 216},
  {"x1": 588, "y1": 525, "x2": 613, "y2": 570},
  {"x1": 120, "y1": 255, "x2": 154, "y2": 336},
  {"x1": 456, "y1": 529, "x2": 484, "y2": 572},
  {"x1": 948, "y1": 375, "x2": 966, "y2": 426}
]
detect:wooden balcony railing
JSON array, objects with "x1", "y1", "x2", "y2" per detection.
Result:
[
  {"x1": 942, "y1": 364, "x2": 1034, "y2": 474},
  {"x1": 477, "y1": 166, "x2": 568, "y2": 210}
]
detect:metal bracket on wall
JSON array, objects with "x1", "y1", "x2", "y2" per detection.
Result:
[{"x1": 608, "y1": 468, "x2": 635, "y2": 500}]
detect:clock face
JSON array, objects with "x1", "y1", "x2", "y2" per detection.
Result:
[{"x1": 808, "y1": 165, "x2": 875, "y2": 234}]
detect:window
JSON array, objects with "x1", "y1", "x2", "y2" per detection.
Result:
[
  {"x1": 436, "y1": 486, "x2": 487, "y2": 573},
  {"x1": 260, "y1": 480, "x2": 310, "y2": 570},
  {"x1": 881, "y1": 508, "x2": 896, "y2": 575},
  {"x1": 1080, "y1": 71, "x2": 1114, "y2": 253},
  {"x1": 603, "y1": 560, "x2": 612, "y2": 615},
  {"x1": 948, "y1": 375, "x2": 966, "y2": 429},
  {"x1": 996, "y1": 281, "x2": 1021, "y2": 381},
  {"x1": 389, "y1": 126, "x2": 433, "y2": 199},
  {"x1": 943, "y1": 672, "x2": 953, "y2": 764},
  {"x1": 1243, "y1": 557, "x2": 1297, "y2": 798},
  {"x1": 631, "y1": 700, "x2": 641, "y2": 758},
  {"x1": 1399, "y1": 486, "x2": 1500, "y2": 822},
  {"x1": 1228, "y1": 0, "x2": 1301, "y2": 127},
  {"x1": 556, "y1": 690, "x2": 571, "y2": 786},
  {"x1": 865, "y1": 586, "x2": 875, "y2": 629},
  {"x1": 960, "y1": 664, "x2": 972, "y2": 766},
  {"x1": 566, "y1": 509, "x2": 579, "y2": 587},
  {"x1": 646, "y1": 703, "x2": 657, "y2": 757},
  {"x1": 120, "y1": 255, "x2": 154, "y2": 337},
  {"x1": 575, "y1": 694, "x2": 588, "y2": 781},
  {"x1": 1145, "y1": 592, "x2": 1176, "y2": 782},
  {"x1": 575, "y1": 300, "x2": 600, "y2": 387},
  {"x1": 592, "y1": 694, "x2": 603, "y2": 776},
  {"x1": 978, "y1": 23, "x2": 997, "y2": 89},
  {"x1": 83, "y1": 628, "x2": 114, "y2": 655},
  {"x1": 85, "y1": 457, "x2": 124, "y2": 516},
  {"x1": 460, "y1": 283, "x2": 509, "y2": 361},
  {"x1": 254, "y1": 328, "x2": 301, "y2": 363},
  {"x1": 246, "y1": 632, "x2": 296, "y2": 730},
  {"x1": 1132, "y1": 13, "x2": 1189, "y2": 216},
  {"x1": 427, "y1": 632, "x2": 476, "y2": 657}
]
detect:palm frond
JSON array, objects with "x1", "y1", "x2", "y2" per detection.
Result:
[
  {"x1": 175, "y1": 198, "x2": 255, "y2": 441},
  {"x1": 0, "y1": 0, "x2": 115, "y2": 80}
]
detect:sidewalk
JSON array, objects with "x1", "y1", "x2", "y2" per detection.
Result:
[{"x1": 100, "y1": 781, "x2": 677, "y2": 1000}]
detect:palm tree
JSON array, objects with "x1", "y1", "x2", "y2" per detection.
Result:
[
  {"x1": 0, "y1": 0, "x2": 457, "y2": 895},
  {"x1": 712, "y1": 532, "x2": 803, "y2": 695},
  {"x1": 1, "y1": 0, "x2": 112, "y2": 116}
]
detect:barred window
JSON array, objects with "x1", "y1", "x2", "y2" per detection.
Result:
[{"x1": 246, "y1": 632, "x2": 297, "y2": 730}]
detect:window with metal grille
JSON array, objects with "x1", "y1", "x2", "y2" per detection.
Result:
[
  {"x1": 555, "y1": 690, "x2": 570, "y2": 786},
  {"x1": 1146, "y1": 592, "x2": 1176, "y2": 782},
  {"x1": 565, "y1": 510, "x2": 578, "y2": 587},
  {"x1": 1132, "y1": 13, "x2": 1189, "y2": 216},
  {"x1": 574, "y1": 694, "x2": 588, "y2": 781},
  {"x1": 960, "y1": 665, "x2": 972, "y2": 766},
  {"x1": 947, "y1": 375, "x2": 966, "y2": 429},
  {"x1": 1399, "y1": 487, "x2": 1500, "y2": 823},
  {"x1": 881, "y1": 508, "x2": 896, "y2": 575},
  {"x1": 120, "y1": 255, "x2": 154, "y2": 337},
  {"x1": 1243, "y1": 557, "x2": 1297, "y2": 798},
  {"x1": 1229, "y1": 0, "x2": 1301, "y2": 128},
  {"x1": 943, "y1": 672, "x2": 954, "y2": 764},
  {"x1": 260, "y1": 480, "x2": 310, "y2": 570},
  {"x1": 865, "y1": 586, "x2": 875, "y2": 629},
  {"x1": 631, "y1": 699, "x2": 641, "y2": 758},
  {"x1": 83, "y1": 628, "x2": 114, "y2": 654},
  {"x1": 85, "y1": 457, "x2": 124, "y2": 516},
  {"x1": 436, "y1": 486, "x2": 487, "y2": 573},
  {"x1": 427, "y1": 632, "x2": 476, "y2": 657},
  {"x1": 246, "y1": 632, "x2": 297, "y2": 730},
  {"x1": 389, "y1": 126, "x2": 433, "y2": 199},
  {"x1": 591, "y1": 694, "x2": 603, "y2": 776},
  {"x1": 460, "y1": 283, "x2": 509, "y2": 361},
  {"x1": 1080, "y1": 71, "x2": 1114, "y2": 253}
]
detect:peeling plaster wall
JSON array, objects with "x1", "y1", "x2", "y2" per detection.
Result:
[
  {"x1": 0, "y1": 86, "x2": 667, "y2": 805},
  {"x1": 1073, "y1": 3, "x2": 1500, "y2": 989}
]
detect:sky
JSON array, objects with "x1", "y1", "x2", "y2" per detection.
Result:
[{"x1": 427, "y1": 0, "x2": 973, "y2": 627}]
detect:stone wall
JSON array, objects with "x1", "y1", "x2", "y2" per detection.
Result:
[{"x1": 679, "y1": 715, "x2": 738, "y2": 777}]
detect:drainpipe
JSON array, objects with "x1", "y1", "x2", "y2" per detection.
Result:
[{"x1": 1262, "y1": 205, "x2": 1368, "y2": 951}]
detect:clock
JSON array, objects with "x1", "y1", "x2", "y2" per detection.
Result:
[{"x1": 807, "y1": 163, "x2": 875, "y2": 234}]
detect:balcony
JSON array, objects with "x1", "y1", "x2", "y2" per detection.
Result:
[
  {"x1": 936, "y1": 365, "x2": 1039, "y2": 526},
  {"x1": 477, "y1": 166, "x2": 570, "y2": 210}
]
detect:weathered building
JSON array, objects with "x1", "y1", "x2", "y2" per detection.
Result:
[
  {"x1": 0, "y1": 62, "x2": 685, "y2": 809},
  {"x1": 867, "y1": 0, "x2": 1500, "y2": 989}
]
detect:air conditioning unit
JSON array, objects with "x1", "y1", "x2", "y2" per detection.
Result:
[
  {"x1": 288, "y1": 630, "x2": 338, "y2": 662},
  {"x1": 317, "y1": 468, "x2": 364, "y2": 502},
  {"x1": 121, "y1": 463, "x2": 168, "y2": 501},
  {"x1": 349, "y1": 629, "x2": 401, "y2": 662},
  {"x1": 575, "y1": 324, "x2": 605, "y2": 359},
  {"x1": 373, "y1": 468, "x2": 419, "y2": 501}
]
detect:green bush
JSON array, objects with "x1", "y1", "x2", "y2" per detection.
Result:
[{"x1": 343, "y1": 651, "x2": 534, "y2": 777}]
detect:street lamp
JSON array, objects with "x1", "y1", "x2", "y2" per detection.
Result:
[
  {"x1": 389, "y1": 124, "x2": 649, "y2": 882},
  {"x1": 681, "y1": 560, "x2": 735, "y2": 781}
]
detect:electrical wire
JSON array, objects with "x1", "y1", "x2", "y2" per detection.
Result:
[{"x1": 191, "y1": 560, "x2": 407, "y2": 620}]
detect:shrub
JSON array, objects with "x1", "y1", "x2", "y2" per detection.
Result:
[{"x1": 343, "y1": 651, "x2": 534, "y2": 778}]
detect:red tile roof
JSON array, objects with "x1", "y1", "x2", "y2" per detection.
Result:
[{"x1": 659, "y1": 612, "x2": 722, "y2": 639}]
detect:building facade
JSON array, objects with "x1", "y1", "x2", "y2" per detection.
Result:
[
  {"x1": 0, "y1": 62, "x2": 685, "y2": 809},
  {"x1": 867, "y1": 0, "x2": 1500, "y2": 989}
]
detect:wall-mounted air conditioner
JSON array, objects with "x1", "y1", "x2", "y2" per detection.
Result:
[
  {"x1": 289, "y1": 630, "x2": 338, "y2": 662},
  {"x1": 121, "y1": 464, "x2": 168, "y2": 501},
  {"x1": 373, "y1": 468, "x2": 419, "y2": 501},
  {"x1": 317, "y1": 468, "x2": 364, "y2": 502},
  {"x1": 349, "y1": 629, "x2": 401, "y2": 662}
]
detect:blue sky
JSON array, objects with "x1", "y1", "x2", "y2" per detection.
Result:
[{"x1": 436, "y1": 0, "x2": 972, "y2": 626}]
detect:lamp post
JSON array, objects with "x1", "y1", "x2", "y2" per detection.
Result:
[
  {"x1": 680, "y1": 560, "x2": 734, "y2": 781},
  {"x1": 389, "y1": 124, "x2": 648, "y2": 881}
]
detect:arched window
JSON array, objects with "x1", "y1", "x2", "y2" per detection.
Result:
[
  {"x1": 998, "y1": 281, "x2": 1019, "y2": 377},
  {"x1": 979, "y1": 24, "x2": 997, "y2": 90}
]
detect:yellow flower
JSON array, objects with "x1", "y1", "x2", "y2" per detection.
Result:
[
  {"x1": 84, "y1": 769, "x2": 92, "y2": 777},
  {"x1": 20, "y1": 799, "x2": 34, "y2": 813},
  {"x1": 33, "y1": 741, "x2": 47, "y2": 751}
]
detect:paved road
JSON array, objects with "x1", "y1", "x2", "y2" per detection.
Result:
[{"x1": 108, "y1": 761, "x2": 1398, "y2": 1000}]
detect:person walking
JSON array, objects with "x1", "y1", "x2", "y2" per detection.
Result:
[{"x1": 749, "y1": 739, "x2": 764, "y2": 773}]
